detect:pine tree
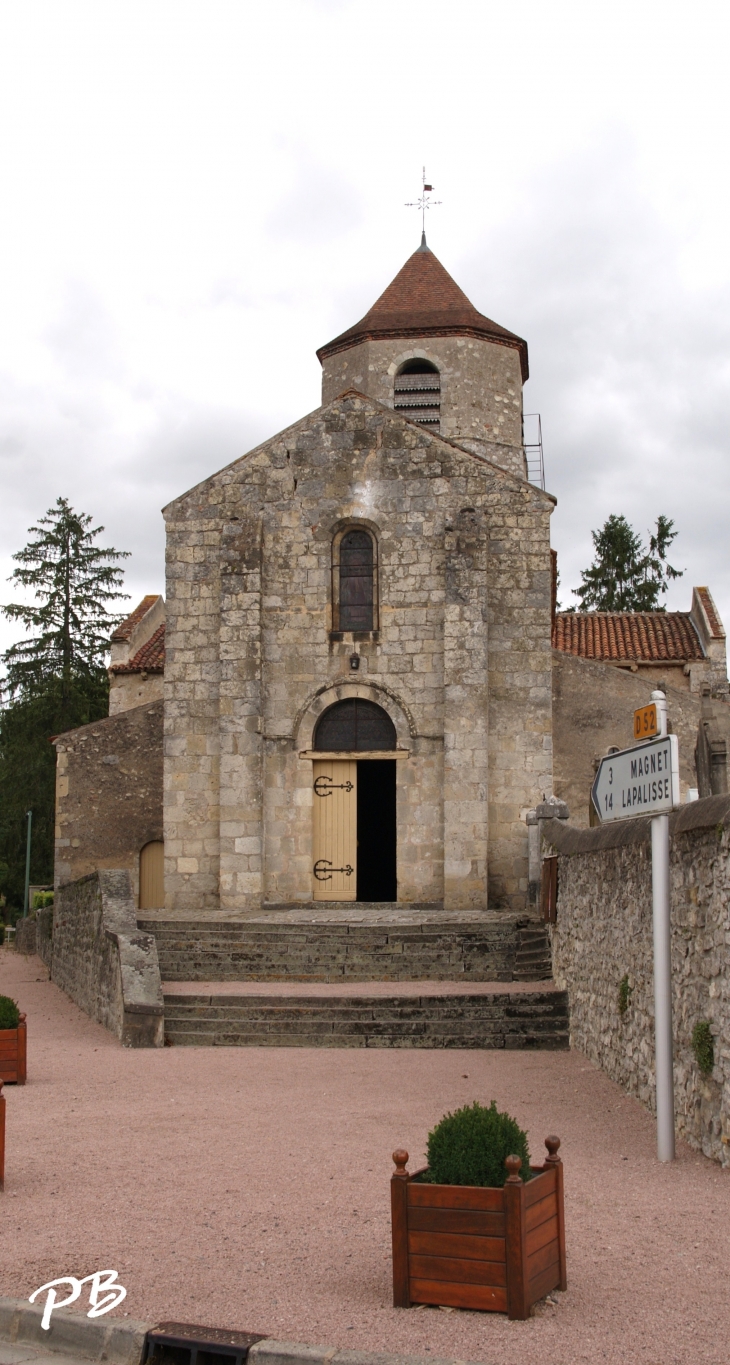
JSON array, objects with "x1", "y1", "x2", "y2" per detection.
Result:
[
  {"x1": 2, "y1": 498, "x2": 129, "y2": 719},
  {"x1": 0, "y1": 499, "x2": 129, "y2": 910},
  {"x1": 574, "y1": 514, "x2": 682, "y2": 612}
]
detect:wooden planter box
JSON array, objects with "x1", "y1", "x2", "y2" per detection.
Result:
[
  {"x1": 391, "y1": 1136, "x2": 566, "y2": 1319},
  {"x1": 0, "y1": 1014, "x2": 27, "y2": 1085}
]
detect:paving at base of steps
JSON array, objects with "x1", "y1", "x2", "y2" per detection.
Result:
[{"x1": 2, "y1": 947, "x2": 729, "y2": 1365}]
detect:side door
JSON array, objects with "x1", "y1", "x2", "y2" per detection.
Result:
[{"x1": 312, "y1": 759, "x2": 357, "y2": 901}]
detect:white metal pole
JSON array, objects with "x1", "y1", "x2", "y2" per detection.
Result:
[{"x1": 650, "y1": 690, "x2": 675, "y2": 1161}]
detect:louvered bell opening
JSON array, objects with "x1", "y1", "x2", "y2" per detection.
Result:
[{"x1": 394, "y1": 372, "x2": 440, "y2": 429}]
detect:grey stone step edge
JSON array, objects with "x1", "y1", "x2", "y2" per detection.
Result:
[{"x1": 0, "y1": 1300, "x2": 482, "y2": 1365}]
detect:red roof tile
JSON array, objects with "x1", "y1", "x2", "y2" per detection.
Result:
[
  {"x1": 317, "y1": 242, "x2": 528, "y2": 379},
  {"x1": 552, "y1": 612, "x2": 704, "y2": 663},
  {"x1": 111, "y1": 595, "x2": 160, "y2": 642},
  {"x1": 110, "y1": 623, "x2": 165, "y2": 674},
  {"x1": 695, "y1": 587, "x2": 724, "y2": 638}
]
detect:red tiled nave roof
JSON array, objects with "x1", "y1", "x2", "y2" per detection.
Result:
[
  {"x1": 110, "y1": 623, "x2": 165, "y2": 674},
  {"x1": 111, "y1": 595, "x2": 160, "y2": 642},
  {"x1": 552, "y1": 612, "x2": 704, "y2": 663}
]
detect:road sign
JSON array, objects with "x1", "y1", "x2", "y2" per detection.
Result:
[
  {"x1": 634, "y1": 702, "x2": 658, "y2": 740},
  {"x1": 591, "y1": 734, "x2": 680, "y2": 824}
]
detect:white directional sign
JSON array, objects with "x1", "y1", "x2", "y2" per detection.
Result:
[{"x1": 591, "y1": 734, "x2": 680, "y2": 824}]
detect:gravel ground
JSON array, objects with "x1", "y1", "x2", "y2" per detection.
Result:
[{"x1": 1, "y1": 948, "x2": 729, "y2": 1365}]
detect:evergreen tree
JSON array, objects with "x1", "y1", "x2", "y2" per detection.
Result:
[
  {"x1": 574, "y1": 514, "x2": 682, "y2": 612},
  {"x1": 0, "y1": 499, "x2": 129, "y2": 910}
]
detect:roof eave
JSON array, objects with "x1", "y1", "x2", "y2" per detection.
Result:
[{"x1": 317, "y1": 325, "x2": 529, "y2": 382}]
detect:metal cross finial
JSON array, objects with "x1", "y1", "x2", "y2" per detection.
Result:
[{"x1": 405, "y1": 167, "x2": 441, "y2": 238}]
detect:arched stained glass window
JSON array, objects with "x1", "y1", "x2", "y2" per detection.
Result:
[{"x1": 338, "y1": 529, "x2": 374, "y2": 632}]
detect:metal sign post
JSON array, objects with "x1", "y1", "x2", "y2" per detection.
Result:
[
  {"x1": 650, "y1": 692, "x2": 675, "y2": 1161},
  {"x1": 591, "y1": 690, "x2": 676, "y2": 1162}
]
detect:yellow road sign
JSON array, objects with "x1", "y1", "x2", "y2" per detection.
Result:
[{"x1": 634, "y1": 702, "x2": 658, "y2": 741}]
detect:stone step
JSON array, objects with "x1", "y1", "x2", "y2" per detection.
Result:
[
  {"x1": 512, "y1": 924, "x2": 552, "y2": 982},
  {"x1": 140, "y1": 916, "x2": 526, "y2": 983},
  {"x1": 162, "y1": 988, "x2": 569, "y2": 1050}
]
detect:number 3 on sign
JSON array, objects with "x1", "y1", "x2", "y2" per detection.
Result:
[{"x1": 634, "y1": 703, "x2": 658, "y2": 740}]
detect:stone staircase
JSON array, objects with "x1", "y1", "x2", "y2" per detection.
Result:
[
  {"x1": 139, "y1": 909, "x2": 565, "y2": 1051},
  {"x1": 138, "y1": 911, "x2": 527, "y2": 983},
  {"x1": 513, "y1": 925, "x2": 553, "y2": 981},
  {"x1": 161, "y1": 985, "x2": 569, "y2": 1050}
]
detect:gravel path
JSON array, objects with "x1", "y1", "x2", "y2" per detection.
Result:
[{"x1": 1, "y1": 948, "x2": 729, "y2": 1365}]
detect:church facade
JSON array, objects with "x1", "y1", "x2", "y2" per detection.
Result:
[{"x1": 162, "y1": 240, "x2": 555, "y2": 916}]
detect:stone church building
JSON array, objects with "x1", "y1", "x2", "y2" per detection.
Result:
[
  {"x1": 162, "y1": 238, "x2": 553, "y2": 917},
  {"x1": 52, "y1": 239, "x2": 730, "y2": 919}
]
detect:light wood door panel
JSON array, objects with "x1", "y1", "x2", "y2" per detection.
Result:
[
  {"x1": 312, "y1": 760, "x2": 357, "y2": 901},
  {"x1": 139, "y1": 840, "x2": 164, "y2": 909}
]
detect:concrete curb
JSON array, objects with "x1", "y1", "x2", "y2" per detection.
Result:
[
  {"x1": 250, "y1": 1344, "x2": 482, "y2": 1365},
  {"x1": 0, "y1": 1299, "x2": 148, "y2": 1365},
  {"x1": 0, "y1": 1301, "x2": 483, "y2": 1365}
]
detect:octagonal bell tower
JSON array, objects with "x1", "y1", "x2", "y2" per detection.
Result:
[{"x1": 317, "y1": 235, "x2": 529, "y2": 478}]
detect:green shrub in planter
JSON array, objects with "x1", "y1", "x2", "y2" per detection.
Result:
[
  {"x1": 0, "y1": 994, "x2": 21, "y2": 1030},
  {"x1": 426, "y1": 1100, "x2": 533, "y2": 1188}
]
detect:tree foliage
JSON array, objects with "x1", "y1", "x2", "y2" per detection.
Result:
[
  {"x1": 574, "y1": 514, "x2": 682, "y2": 612},
  {"x1": 0, "y1": 500, "x2": 128, "y2": 910}
]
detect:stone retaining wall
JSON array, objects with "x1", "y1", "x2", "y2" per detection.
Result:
[
  {"x1": 543, "y1": 795, "x2": 730, "y2": 1165},
  {"x1": 52, "y1": 869, "x2": 164, "y2": 1047}
]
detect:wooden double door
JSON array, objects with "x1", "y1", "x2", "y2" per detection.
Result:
[{"x1": 312, "y1": 759, "x2": 396, "y2": 902}]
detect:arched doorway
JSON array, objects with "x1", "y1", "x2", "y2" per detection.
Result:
[
  {"x1": 139, "y1": 840, "x2": 164, "y2": 910},
  {"x1": 312, "y1": 699, "x2": 397, "y2": 902}
]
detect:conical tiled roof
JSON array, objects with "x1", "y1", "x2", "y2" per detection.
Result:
[{"x1": 317, "y1": 238, "x2": 528, "y2": 379}]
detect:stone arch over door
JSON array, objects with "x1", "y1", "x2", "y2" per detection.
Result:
[{"x1": 294, "y1": 680, "x2": 414, "y2": 754}]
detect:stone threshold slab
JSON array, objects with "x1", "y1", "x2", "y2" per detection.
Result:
[
  {"x1": 162, "y1": 979, "x2": 558, "y2": 997},
  {"x1": 141, "y1": 909, "x2": 527, "y2": 927}
]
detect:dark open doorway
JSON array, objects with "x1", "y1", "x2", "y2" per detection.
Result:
[{"x1": 356, "y1": 760, "x2": 397, "y2": 902}]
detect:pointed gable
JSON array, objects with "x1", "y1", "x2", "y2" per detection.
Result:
[{"x1": 317, "y1": 241, "x2": 528, "y2": 380}]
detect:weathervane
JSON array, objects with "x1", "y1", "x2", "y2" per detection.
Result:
[{"x1": 405, "y1": 167, "x2": 441, "y2": 236}]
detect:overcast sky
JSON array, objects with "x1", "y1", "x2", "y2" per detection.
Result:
[{"x1": 1, "y1": 0, "x2": 729, "y2": 656}]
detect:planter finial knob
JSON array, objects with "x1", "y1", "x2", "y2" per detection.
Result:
[
  {"x1": 392, "y1": 1149, "x2": 409, "y2": 1177},
  {"x1": 544, "y1": 1135, "x2": 561, "y2": 1164},
  {"x1": 505, "y1": 1154, "x2": 522, "y2": 1184}
]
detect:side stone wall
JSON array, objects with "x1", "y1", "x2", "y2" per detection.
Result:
[
  {"x1": 53, "y1": 701, "x2": 163, "y2": 899},
  {"x1": 51, "y1": 869, "x2": 164, "y2": 1047},
  {"x1": 552, "y1": 651, "x2": 704, "y2": 825},
  {"x1": 544, "y1": 796, "x2": 730, "y2": 1165}
]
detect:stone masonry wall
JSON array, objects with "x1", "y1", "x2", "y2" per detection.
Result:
[
  {"x1": 552, "y1": 651, "x2": 704, "y2": 826},
  {"x1": 53, "y1": 701, "x2": 163, "y2": 900},
  {"x1": 544, "y1": 797, "x2": 730, "y2": 1165},
  {"x1": 163, "y1": 392, "x2": 554, "y2": 915},
  {"x1": 320, "y1": 337, "x2": 526, "y2": 477},
  {"x1": 51, "y1": 869, "x2": 163, "y2": 1047}
]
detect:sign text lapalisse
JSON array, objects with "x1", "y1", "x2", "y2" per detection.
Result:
[{"x1": 592, "y1": 734, "x2": 680, "y2": 823}]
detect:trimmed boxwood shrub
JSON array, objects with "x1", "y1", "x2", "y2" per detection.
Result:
[
  {"x1": 426, "y1": 1100, "x2": 533, "y2": 1187},
  {"x1": 0, "y1": 995, "x2": 21, "y2": 1030}
]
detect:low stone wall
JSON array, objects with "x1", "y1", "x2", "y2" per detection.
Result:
[
  {"x1": 52, "y1": 869, "x2": 164, "y2": 1047},
  {"x1": 544, "y1": 795, "x2": 730, "y2": 1165},
  {"x1": 14, "y1": 915, "x2": 38, "y2": 955},
  {"x1": 36, "y1": 905, "x2": 53, "y2": 968}
]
